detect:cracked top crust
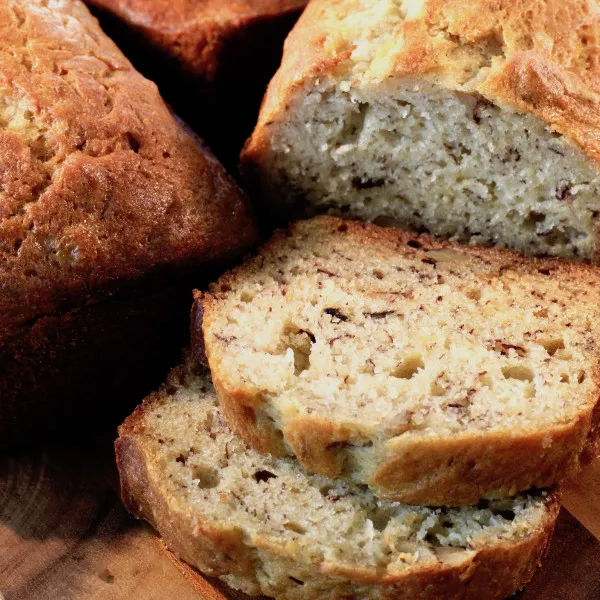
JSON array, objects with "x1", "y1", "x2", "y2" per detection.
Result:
[
  {"x1": 249, "y1": 0, "x2": 600, "y2": 163},
  {"x1": 0, "y1": 0, "x2": 257, "y2": 335},
  {"x1": 85, "y1": 0, "x2": 307, "y2": 80}
]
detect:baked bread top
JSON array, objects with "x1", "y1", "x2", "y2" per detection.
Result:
[
  {"x1": 84, "y1": 0, "x2": 307, "y2": 80},
  {"x1": 249, "y1": 0, "x2": 600, "y2": 163},
  {"x1": 0, "y1": 0, "x2": 257, "y2": 335},
  {"x1": 200, "y1": 217, "x2": 600, "y2": 505},
  {"x1": 117, "y1": 358, "x2": 560, "y2": 600}
]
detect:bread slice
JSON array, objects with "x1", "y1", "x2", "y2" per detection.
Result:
[
  {"x1": 242, "y1": 0, "x2": 600, "y2": 262},
  {"x1": 199, "y1": 216, "x2": 600, "y2": 505},
  {"x1": 117, "y1": 358, "x2": 560, "y2": 600}
]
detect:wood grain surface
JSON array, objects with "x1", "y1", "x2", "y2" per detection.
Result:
[
  {"x1": 562, "y1": 455, "x2": 600, "y2": 540},
  {"x1": 0, "y1": 434, "x2": 598, "y2": 600}
]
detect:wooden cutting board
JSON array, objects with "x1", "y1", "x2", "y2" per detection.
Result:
[{"x1": 1, "y1": 433, "x2": 598, "y2": 600}]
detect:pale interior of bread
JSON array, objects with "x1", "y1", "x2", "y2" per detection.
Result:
[
  {"x1": 140, "y1": 365, "x2": 551, "y2": 585},
  {"x1": 260, "y1": 78, "x2": 600, "y2": 261},
  {"x1": 207, "y1": 219, "x2": 599, "y2": 482}
]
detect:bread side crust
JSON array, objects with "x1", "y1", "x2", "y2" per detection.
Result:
[
  {"x1": 207, "y1": 364, "x2": 598, "y2": 505},
  {"x1": 116, "y1": 368, "x2": 561, "y2": 599},
  {"x1": 0, "y1": 283, "x2": 193, "y2": 446},
  {"x1": 199, "y1": 216, "x2": 600, "y2": 505}
]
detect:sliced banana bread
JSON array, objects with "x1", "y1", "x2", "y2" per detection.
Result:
[
  {"x1": 117, "y1": 359, "x2": 560, "y2": 600},
  {"x1": 199, "y1": 217, "x2": 600, "y2": 505},
  {"x1": 242, "y1": 0, "x2": 600, "y2": 262}
]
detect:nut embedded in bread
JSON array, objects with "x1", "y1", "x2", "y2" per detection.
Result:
[
  {"x1": 199, "y1": 216, "x2": 600, "y2": 505},
  {"x1": 117, "y1": 359, "x2": 560, "y2": 600},
  {"x1": 242, "y1": 0, "x2": 600, "y2": 262}
]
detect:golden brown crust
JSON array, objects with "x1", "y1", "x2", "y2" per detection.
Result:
[
  {"x1": 243, "y1": 0, "x2": 600, "y2": 170},
  {"x1": 85, "y1": 0, "x2": 307, "y2": 80},
  {"x1": 210, "y1": 390, "x2": 597, "y2": 505},
  {"x1": 211, "y1": 376, "x2": 288, "y2": 457},
  {"x1": 190, "y1": 289, "x2": 209, "y2": 368},
  {"x1": 199, "y1": 216, "x2": 600, "y2": 505},
  {"x1": 116, "y1": 366, "x2": 561, "y2": 599},
  {"x1": 0, "y1": 0, "x2": 258, "y2": 336}
]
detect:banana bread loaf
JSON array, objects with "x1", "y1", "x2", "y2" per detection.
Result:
[
  {"x1": 85, "y1": 0, "x2": 306, "y2": 162},
  {"x1": 0, "y1": 0, "x2": 257, "y2": 444},
  {"x1": 199, "y1": 217, "x2": 600, "y2": 505},
  {"x1": 117, "y1": 358, "x2": 560, "y2": 600},
  {"x1": 242, "y1": 0, "x2": 600, "y2": 262}
]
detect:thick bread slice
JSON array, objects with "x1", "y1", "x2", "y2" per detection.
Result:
[
  {"x1": 242, "y1": 0, "x2": 600, "y2": 262},
  {"x1": 116, "y1": 359, "x2": 560, "y2": 600},
  {"x1": 200, "y1": 216, "x2": 600, "y2": 505}
]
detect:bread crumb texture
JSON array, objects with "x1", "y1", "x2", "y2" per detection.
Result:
[
  {"x1": 0, "y1": 0, "x2": 255, "y2": 333},
  {"x1": 118, "y1": 360, "x2": 559, "y2": 600},
  {"x1": 202, "y1": 217, "x2": 600, "y2": 504},
  {"x1": 243, "y1": 0, "x2": 600, "y2": 262}
]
